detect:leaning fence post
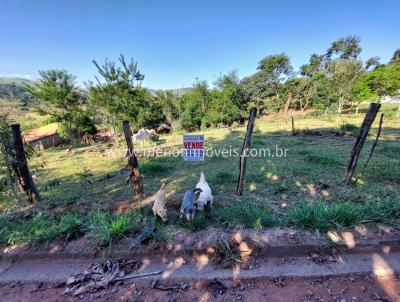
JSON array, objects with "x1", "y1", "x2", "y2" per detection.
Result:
[
  {"x1": 343, "y1": 103, "x2": 381, "y2": 185},
  {"x1": 123, "y1": 121, "x2": 143, "y2": 200},
  {"x1": 236, "y1": 108, "x2": 257, "y2": 196},
  {"x1": 291, "y1": 112, "x2": 295, "y2": 135},
  {"x1": 11, "y1": 123, "x2": 40, "y2": 202}
]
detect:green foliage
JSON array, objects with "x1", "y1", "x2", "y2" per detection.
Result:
[
  {"x1": 0, "y1": 114, "x2": 17, "y2": 196},
  {"x1": 289, "y1": 199, "x2": 400, "y2": 231},
  {"x1": 87, "y1": 211, "x2": 143, "y2": 245},
  {"x1": 389, "y1": 49, "x2": 400, "y2": 64},
  {"x1": 340, "y1": 123, "x2": 359, "y2": 134},
  {"x1": 154, "y1": 90, "x2": 181, "y2": 130},
  {"x1": 0, "y1": 77, "x2": 32, "y2": 101},
  {"x1": 89, "y1": 55, "x2": 163, "y2": 132},
  {"x1": 29, "y1": 70, "x2": 81, "y2": 140},
  {"x1": 353, "y1": 63, "x2": 400, "y2": 101},
  {"x1": 325, "y1": 36, "x2": 362, "y2": 61},
  {"x1": 212, "y1": 202, "x2": 274, "y2": 229},
  {"x1": 326, "y1": 59, "x2": 364, "y2": 113},
  {"x1": 240, "y1": 54, "x2": 293, "y2": 114}
]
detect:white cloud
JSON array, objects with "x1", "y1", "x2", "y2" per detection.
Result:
[{"x1": 0, "y1": 73, "x2": 33, "y2": 79}]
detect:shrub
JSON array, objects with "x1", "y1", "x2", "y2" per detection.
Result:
[
  {"x1": 340, "y1": 123, "x2": 359, "y2": 134},
  {"x1": 212, "y1": 202, "x2": 274, "y2": 229}
]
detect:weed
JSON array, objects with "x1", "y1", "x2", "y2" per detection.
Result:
[
  {"x1": 208, "y1": 171, "x2": 237, "y2": 185},
  {"x1": 340, "y1": 123, "x2": 359, "y2": 134},
  {"x1": 303, "y1": 152, "x2": 343, "y2": 166},
  {"x1": 212, "y1": 202, "x2": 274, "y2": 229}
]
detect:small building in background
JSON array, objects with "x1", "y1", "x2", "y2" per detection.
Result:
[
  {"x1": 23, "y1": 122, "x2": 65, "y2": 150},
  {"x1": 25, "y1": 132, "x2": 64, "y2": 150}
]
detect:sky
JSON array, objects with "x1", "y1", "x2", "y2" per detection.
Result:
[{"x1": 0, "y1": 0, "x2": 399, "y2": 89}]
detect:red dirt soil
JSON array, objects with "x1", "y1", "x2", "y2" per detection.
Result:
[{"x1": 0, "y1": 273, "x2": 399, "y2": 302}]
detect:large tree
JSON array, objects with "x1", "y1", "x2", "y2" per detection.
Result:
[
  {"x1": 323, "y1": 36, "x2": 364, "y2": 113},
  {"x1": 29, "y1": 70, "x2": 81, "y2": 141},
  {"x1": 325, "y1": 36, "x2": 362, "y2": 61},
  {"x1": 240, "y1": 53, "x2": 293, "y2": 113},
  {"x1": 89, "y1": 55, "x2": 162, "y2": 133},
  {"x1": 326, "y1": 59, "x2": 363, "y2": 114}
]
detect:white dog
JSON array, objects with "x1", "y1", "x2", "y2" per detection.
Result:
[
  {"x1": 195, "y1": 172, "x2": 213, "y2": 211},
  {"x1": 152, "y1": 182, "x2": 168, "y2": 222},
  {"x1": 133, "y1": 128, "x2": 156, "y2": 148}
]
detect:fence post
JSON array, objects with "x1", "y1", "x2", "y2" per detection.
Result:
[
  {"x1": 236, "y1": 108, "x2": 257, "y2": 196},
  {"x1": 344, "y1": 103, "x2": 381, "y2": 185},
  {"x1": 123, "y1": 121, "x2": 143, "y2": 200},
  {"x1": 291, "y1": 112, "x2": 295, "y2": 135},
  {"x1": 11, "y1": 123, "x2": 40, "y2": 202}
]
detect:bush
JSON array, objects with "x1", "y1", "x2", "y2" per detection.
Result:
[{"x1": 340, "y1": 123, "x2": 359, "y2": 134}]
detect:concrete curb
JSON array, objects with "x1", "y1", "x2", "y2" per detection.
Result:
[{"x1": 2, "y1": 238, "x2": 399, "y2": 262}]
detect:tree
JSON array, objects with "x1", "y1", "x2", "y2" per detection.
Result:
[
  {"x1": 29, "y1": 70, "x2": 81, "y2": 141},
  {"x1": 325, "y1": 36, "x2": 362, "y2": 61},
  {"x1": 389, "y1": 49, "x2": 400, "y2": 64},
  {"x1": 326, "y1": 59, "x2": 363, "y2": 114},
  {"x1": 353, "y1": 63, "x2": 400, "y2": 102},
  {"x1": 89, "y1": 55, "x2": 161, "y2": 133},
  {"x1": 365, "y1": 56, "x2": 381, "y2": 71},
  {"x1": 240, "y1": 53, "x2": 293, "y2": 113},
  {"x1": 180, "y1": 80, "x2": 211, "y2": 130},
  {"x1": 300, "y1": 54, "x2": 324, "y2": 77},
  {"x1": 154, "y1": 90, "x2": 181, "y2": 130},
  {"x1": 0, "y1": 114, "x2": 17, "y2": 197}
]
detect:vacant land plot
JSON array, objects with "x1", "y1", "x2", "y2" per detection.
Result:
[{"x1": 0, "y1": 110, "x2": 399, "y2": 248}]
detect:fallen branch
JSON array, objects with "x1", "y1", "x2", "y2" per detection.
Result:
[
  {"x1": 354, "y1": 113, "x2": 384, "y2": 184},
  {"x1": 114, "y1": 270, "x2": 162, "y2": 281}
]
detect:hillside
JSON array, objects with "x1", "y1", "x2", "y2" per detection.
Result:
[{"x1": 0, "y1": 76, "x2": 33, "y2": 100}]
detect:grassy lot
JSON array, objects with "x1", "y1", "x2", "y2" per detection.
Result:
[{"x1": 1, "y1": 107, "x2": 399, "y2": 247}]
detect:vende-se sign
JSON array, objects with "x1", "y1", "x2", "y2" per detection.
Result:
[{"x1": 183, "y1": 134, "x2": 204, "y2": 161}]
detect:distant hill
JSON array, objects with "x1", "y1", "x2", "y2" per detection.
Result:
[
  {"x1": 148, "y1": 87, "x2": 192, "y2": 96},
  {"x1": 0, "y1": 77, "x2": 34, "y2": 101}
]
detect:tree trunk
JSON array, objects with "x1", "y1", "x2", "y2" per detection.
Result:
[
  {"x1": 123, "y1": 121, "x2": 143, "y2": 200},
  {"x1": 11, "y1": 124, "x2": 40, "y2": 202},
  {"x1": 236, "y1": 108, "x2": 257, "y2": 196},
  {"x1": 343, "y1": 103, "x2": 381, "y2": 185},
  {"x1": 283, "y1": 93, "x2": 292, "y2": 115}
]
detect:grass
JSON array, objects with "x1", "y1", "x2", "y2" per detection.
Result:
[
  {"x1": 211, "y1": 202, "x2": 274, "y2": 229},
  {"x1": 0, "y1": 105, "x2": 399, "y2": 247}
]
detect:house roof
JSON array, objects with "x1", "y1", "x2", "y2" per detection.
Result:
[{"x1": 23, "y1": 122, "x2": 59, "y2": 142}]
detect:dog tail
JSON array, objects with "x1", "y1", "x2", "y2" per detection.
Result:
[{"x1": 200, "y1": 172, "x2": 205, "y2": 182}]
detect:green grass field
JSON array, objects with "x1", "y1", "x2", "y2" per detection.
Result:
[{"x1": 1, "y1": 107, "x2": 399, "y2": 247}]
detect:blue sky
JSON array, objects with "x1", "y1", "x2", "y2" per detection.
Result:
[{"x1": 0, "y1": 0, "x2": 399, "y2": 89}]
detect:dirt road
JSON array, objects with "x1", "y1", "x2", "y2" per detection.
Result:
[
  {"x1": 0, "y1": 252, "x2": 399, "y2": 301},
  {"x1": 0, "y1": 274, "x2": 399, "y2": 302}
]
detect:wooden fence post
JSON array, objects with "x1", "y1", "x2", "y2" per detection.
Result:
[
  {"x1": 123, "y1": 121, "x2": 143, "y2": 200},
  {"x1": 354, "y1": 113, "x2": 384, "y2": 183},
  {"x1": 11, "y1": 123, "x2": 40, "y2": 203},
  {"x1": 343, "y1": 103, "x2": 381, "y2": 185},
  {"x1": 236, "y1": 108, "x2": 257, "y2": 196},
  {"x1": 291, "y1": 112, "x2": 295, "y2": 135}
]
